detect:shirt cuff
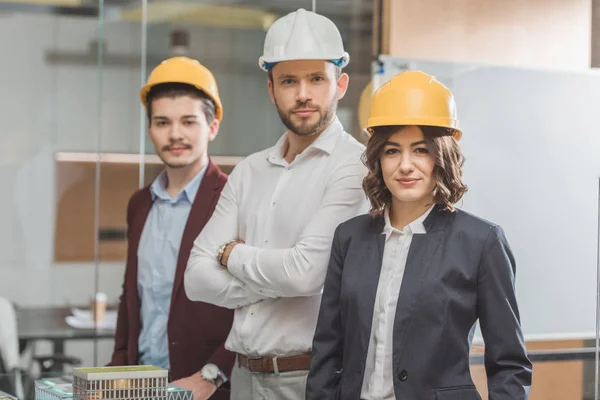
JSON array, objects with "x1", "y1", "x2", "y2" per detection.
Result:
[{"x1": 227, "y1": 243, "x2": 250, "y2": 279}]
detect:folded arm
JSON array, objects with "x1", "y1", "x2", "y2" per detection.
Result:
[
  {"x1": 226, "y1": 161, "x2": 367, "y2": 298},
  {"x1": 185, "y1": 166, "x2": 274, "y2": 309}
]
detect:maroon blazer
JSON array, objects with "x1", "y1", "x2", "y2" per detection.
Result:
[{"x1": 109, "y1": 161, "x2": 235, "y2": 399}]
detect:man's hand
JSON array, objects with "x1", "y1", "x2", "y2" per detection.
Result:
[
  {"x1": 221, "y1": 241, "x2": 242, "y2": 268},
  {"x1": 171, "y1": 372, "x2": 217, "y2": 400}
]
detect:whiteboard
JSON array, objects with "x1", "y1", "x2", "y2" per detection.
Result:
[{"x1": 376, "y1": 55, "x2": 600, "y2": 339}]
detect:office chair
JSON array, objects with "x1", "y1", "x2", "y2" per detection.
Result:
[{"x1": 0, "y1": 298, "x2": 82, "y2": 399}]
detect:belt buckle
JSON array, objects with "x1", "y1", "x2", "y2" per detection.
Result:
[{"x1": 271, "y1": 356, "x2": 280, "y2": 375}]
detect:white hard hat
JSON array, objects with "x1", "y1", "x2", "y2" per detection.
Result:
[{"x1": 258, "y1": 8, "x2": 350, "y2": 72}]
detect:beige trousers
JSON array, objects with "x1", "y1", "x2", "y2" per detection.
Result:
[{"x1": 230, "y1": 358, "x2": 308, "y2": 400}]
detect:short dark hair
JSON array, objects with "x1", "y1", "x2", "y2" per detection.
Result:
[
  {"x1": 146, "y1": 82, "x2": 216, "y2": 123},
  {"x1": 362, "y1": 125, "x2": 468, "y2": 213},
  {"x1": 267, "y1": 64, "x2": 342, "y2": 82}
]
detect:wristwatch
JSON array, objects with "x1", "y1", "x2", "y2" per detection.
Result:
[
  {"x1": 217, "y1": 240, "x2": 237, "y2": 266},
  {"x1": 200, "y1": 364, "x2": 227, "y2": 388}
]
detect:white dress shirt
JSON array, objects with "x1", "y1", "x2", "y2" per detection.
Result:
[
  {"x1": 185, "y1": 117, "x2": 369, "y2": 357},
  {"x1": 360, "y1": 206, "x2": 433, "y2": 400}
]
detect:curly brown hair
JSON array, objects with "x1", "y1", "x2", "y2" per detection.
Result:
[{"x1": 362, "y1": 125, "x2": 467, "y2": 213}]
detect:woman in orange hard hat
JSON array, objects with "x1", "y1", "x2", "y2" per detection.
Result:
[{"x1": 306, "y1": 71, "x2": 532, "y2": 400}]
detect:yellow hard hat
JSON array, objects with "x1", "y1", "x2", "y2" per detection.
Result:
[
  {"x1": 140, "y1": 56, "x2": 223, "y2": 121},
  {"x1": 366, "y1": 70, "x2": 461, "y2": 140},
  {"x1": 358, "y1": 80, "x2": 373, "y2": 132}
]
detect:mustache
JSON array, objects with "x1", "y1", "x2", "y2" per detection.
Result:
[
  {"x1": 291, "y1": 102, "x2": 320, "y2": 112},
  {"x1": 162, "y1": 142, "x2": 192, "y2": 151}
]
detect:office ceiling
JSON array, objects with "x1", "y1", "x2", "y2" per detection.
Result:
[
  {"x1": 0, "y1": 0, "x2": 374, "y2": 34},
  {"x1": 103, "y1": 0, "x2": 374, "y2": 18},
  {"x1": 0, "y1": 0, "x2": 376, "y2": 72}
]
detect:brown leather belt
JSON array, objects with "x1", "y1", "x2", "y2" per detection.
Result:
[{"x1": 237, "y1": 353, "x2": 312, "y2": 373}]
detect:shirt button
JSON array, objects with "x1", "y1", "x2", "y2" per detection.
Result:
[
  {"x1": 398, "y1": 370, "x2": 408, "y2": 381},
  {"x1": 264, "y1": 240, "x2": 268, "y2": 244}
]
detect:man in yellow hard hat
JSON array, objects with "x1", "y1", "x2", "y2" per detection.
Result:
[
  {"x1": 184, "y1": 8, "x2": 369, "y2": 400},
  {"x1": 109, "y1": 57, "x2": 234, "y2": 400}
]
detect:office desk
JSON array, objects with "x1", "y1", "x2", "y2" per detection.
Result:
[{"x1": 16, "y1": 306, "x2": 115, "y2": 355}]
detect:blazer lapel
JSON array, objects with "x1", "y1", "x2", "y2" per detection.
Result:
[
  {"x1": 356, "y1": 217, "x2": 386, "y2": 354},
  {"x1": 128, "y1": 191, "x2": 153, "y2": 253},
  {"x1": 392, "y1": 206, "x2": 452, "y2": 358},
  {"x1": 171, "y1": 161, "x2": 223, "y2": 303},
  {"x1": 126, "y1": 189, "x2": 153, "y2": 338}
]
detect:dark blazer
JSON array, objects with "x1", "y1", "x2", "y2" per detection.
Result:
[
  {"x1": 306, "y1": 206, "x2": 532, "y2": 400},
  {"x1": 109, "y1": 161, "x2": 235, "y2": 399}
]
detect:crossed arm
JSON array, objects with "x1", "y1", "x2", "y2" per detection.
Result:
[{"x1": 184, "y1": 160, "x2": 367, "y2": 308}]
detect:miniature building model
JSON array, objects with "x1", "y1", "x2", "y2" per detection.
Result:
[
  {"x1": 35, "y1": 377, "x2": 73, "y2": 400},
  {"x1": 34, "y1": 374, "x2": 192, "y2": 400},
  {"x1": 72, "y1": 366, "x2": 168, "y2": 400},
  {"x1": 31, "y1": 366, "x2": 191, "y2": 400},
  {"x1": 0, "y1": 390, "x2": 18, "y2": 400},
  {"x1": 165, "y1": 386, "x2": 192, "y2": 400}
]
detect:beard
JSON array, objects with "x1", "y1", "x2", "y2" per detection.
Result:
[
  {"x1": 275, "y1": 98, "x2": 338, "y2": 136},
  {"x1": 162, "y1": 159, "x2": 190, "y2": 169}
]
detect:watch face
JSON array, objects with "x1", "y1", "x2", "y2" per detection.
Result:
[{"x1": 203, "y1": 364, "x2": 219, "y2": 380}]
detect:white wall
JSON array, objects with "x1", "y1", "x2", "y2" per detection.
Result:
[{"x1": 379, "y1": 55, "x2": 600, "y2": 340}]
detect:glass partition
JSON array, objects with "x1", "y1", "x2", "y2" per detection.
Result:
[{"x1": 0, "y1": 1, "x2": 110, "y2": 398}]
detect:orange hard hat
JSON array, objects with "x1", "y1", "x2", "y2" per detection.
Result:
[
  {"x1": 140, "y1": 56, "x2": 223, "y2": 121},
  {"x1": 366, "y1": 70, "x2": 461, "y2": 140}
]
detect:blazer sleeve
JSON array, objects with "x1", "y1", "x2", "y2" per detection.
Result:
[
  {"x1": 477, "y1": 225, "x2": 533, "y2": 400},
  {"x1": 306, "y1": 224, "x2": 346, "y2": 399},
  {"x1": 109, "y1": 275, "x2": 130, "y2": 366},
  {"x1": 108, "y1": 194, "x2": 137, "y2": 366}
]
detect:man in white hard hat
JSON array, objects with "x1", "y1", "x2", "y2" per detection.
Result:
[{"x1": 184, "y1": 8, "x2": 369, "y2": 400}]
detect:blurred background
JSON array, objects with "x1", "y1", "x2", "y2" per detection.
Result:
[{"x1": 0, "y1": 0, "x2": 600, "y2": 399}]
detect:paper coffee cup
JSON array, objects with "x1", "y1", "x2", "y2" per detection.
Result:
[{"x1": 91, "y1": 292, "x2": 107, "y2": 323}]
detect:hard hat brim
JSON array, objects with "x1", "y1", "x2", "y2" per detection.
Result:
[
  {"x1": 258, "y1": 53, "x2": 350, "y2": 71},
  {"x1": 366, "y1": 116, "x2": 462, "y2": 141},
  {"x1": 139, "y1": 82, "x2": 223, "y2": 122}
]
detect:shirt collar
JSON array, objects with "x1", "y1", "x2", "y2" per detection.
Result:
[
  {"x1": 150, "y1": 162, "x2": 208, "y2": 204},
  {"x1": 267, "y1": 116, "x2": 344, "y2": 166},
  {"x1": 382, "y1": 204, "x2": 434, "y2": 241}
]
